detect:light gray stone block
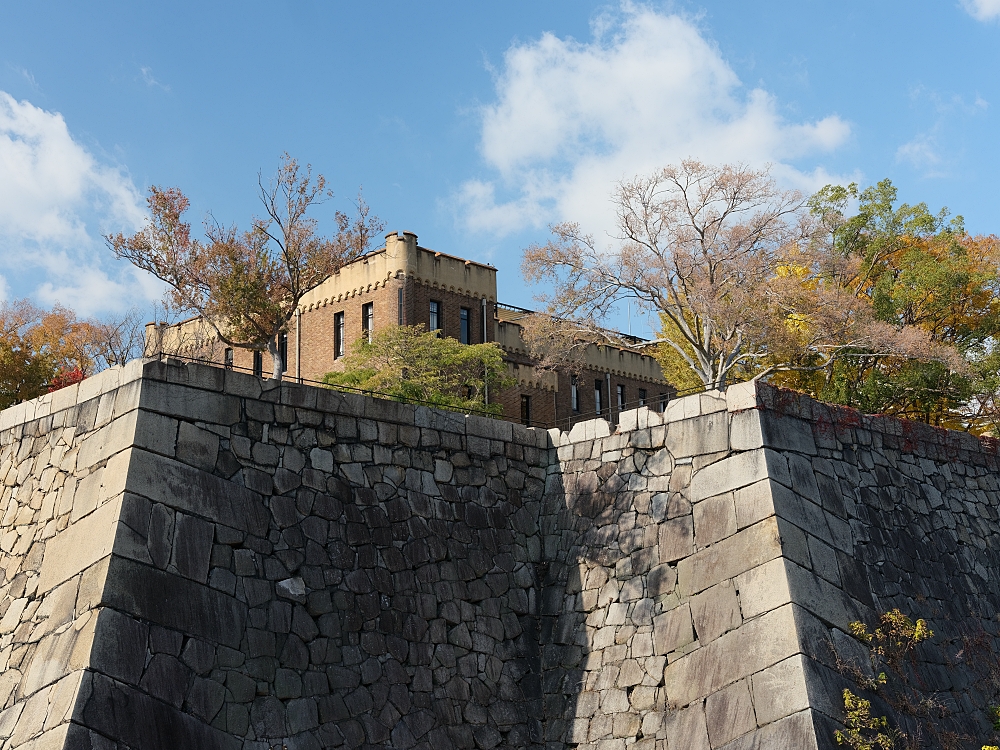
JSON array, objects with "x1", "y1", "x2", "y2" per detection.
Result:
[
  {"x1": 653, "y1": 604, "x2": 694, "y2": 655},
  {"x1": 749, "y1": 654, "x2": 811, "y2": 725},
  {"x1": 690, "y1": 581, "x2": 741, "y2": 644},
  {"x1": 666, "y1": 413, "x2": 729, "y2": 459},
  {"x1": 677, "y1": 517, "x2": 782, "y2": 596},
  {"x1": 694, "y1": 493, "x2": 737, "y2": 547},
  {"x1": 659, "y1": 517, "x2": 694, "y2": 563},
  {"x1": 663, "y1": 699, "x2": 710, "y2": 750},
  {"x1": 705, "y1": 679, "x2": 755, "y2": 747},
  {"x1": 689, "y1": 449, "x2": 789, "y2": 503},
  {"x1": 664, "y1": 604, "x2": 800, "y2": 706}
]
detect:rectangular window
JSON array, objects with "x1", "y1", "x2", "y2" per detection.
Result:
[
  {"x1": 362, "y1": 302, "x2": 374, "y2": 343},
  {"x1": 659, "y1": 393, "x2": 668, "y2": 412},
  {"x1": 334, "y1": 311, "x2": 345, "y2": 358},
  {"x1": 571, "y1": 375, "x2": 579, "y2": 412},
  {"x1": 617, "y1": 384, "x2": 625, "y2": 411},
  {"x1": 398, "y1": 287, "x2": 404, "y2": 325},
  {"x1": 278, "y1": 332, "x2": 288, "y2": 375},
  {"x1": 520, "y1": 394, "x2": 531, "y2": 427},
  {"x1": 460, "y1": 307, "x2": 470, "y2": 344},
  {"x1": 429, "y1": 300, "x2": 441, "y2": 331},
  {"x1": 224, "y1": 348, "x2": 234, "y2": 370},
  {"x1": 594, "y1": 380, "x2": 603, "y2": 415},
  {"x1": 253, "y1": 350, "x2": 263, "y2": 378},
  {"x1": 638, "y1": 388, "x2": 647, "y2": 407}
]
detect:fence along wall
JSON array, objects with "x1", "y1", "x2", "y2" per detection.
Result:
[{"x1": 1, "y1": 361, "x2": 999, "y2": 749}]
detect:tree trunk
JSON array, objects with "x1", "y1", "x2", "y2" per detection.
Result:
[{"x1": 267, "y1": 336, "x2": 283, "y2": 381}]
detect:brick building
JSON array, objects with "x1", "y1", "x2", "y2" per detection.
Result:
[{"x1": 147, "y1": 230, "x2": 670, "y2": 428}]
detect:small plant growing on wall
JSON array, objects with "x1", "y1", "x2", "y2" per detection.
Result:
[{"x1": 834, "y1": 609, "x2": 1000, "y2": 749}]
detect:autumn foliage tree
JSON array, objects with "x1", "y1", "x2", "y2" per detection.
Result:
[
  {"x1": 778, "y1": 180, "x2": 1000, "y2": 429},
  {"x1": 522, "y1": 161, "x2": 952, "y2": 391},
  {"x1": 107, "y1": 154, "x2": 384, "y2": 379},
  {"x1": 0, "y1": 299, "x2": 131, "y2": 408}
]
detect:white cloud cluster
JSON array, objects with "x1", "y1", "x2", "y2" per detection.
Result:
[
  {"x1": 0, "y1": 91, "x2": 152, "y2": 315},
  {"x1": 962, "y1": 0, "x2": 1000, "y2": 21},
  {"x1": 456, "y1": 4, "x2": 851, "y2": 238}
]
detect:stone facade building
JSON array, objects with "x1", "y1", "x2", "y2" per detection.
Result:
[{"x1": 146, "y1": 231, "x2": 668, "y2": 429}]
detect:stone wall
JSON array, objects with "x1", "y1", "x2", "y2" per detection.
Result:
[{"x1": 2, "y1": 360, "x2": 1000, "y2": 749}]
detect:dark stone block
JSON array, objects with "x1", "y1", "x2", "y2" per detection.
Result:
[
  {"x1": 101, "y1": 556, "x2": 246, "y2": 648},
  {"x1": 78, "y1": 672, "x2": 241, "y2": 750}
]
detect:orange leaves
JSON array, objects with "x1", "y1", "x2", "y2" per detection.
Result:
[{"x1": 106, "y1": 154, "x2": 384, "y2": 377}]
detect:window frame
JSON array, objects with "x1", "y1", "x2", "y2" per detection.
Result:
[
  {"x1": 429, "y1": 300, "x2": 441, "y2": 332},
  {"x1": 362, "y1": 302, "x2": 374, "y2": 343},
  {"x1": 460, "y1": 307, "x2": 471, "y2": 344},
  {"x1": 334, "y1": 311, "x2": 346, "y2": 359}
]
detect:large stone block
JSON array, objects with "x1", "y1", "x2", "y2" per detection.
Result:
[
  {"x1": 138, "y1": 379, "x2": 240, "y2": 425},
  {"x1": 653, "y1": 604, "x2": 694, "y2": 655},
  {"x1": 705, "y1": 679, "x2": 755, "y2": 747},
  {"x1": 77, "y1": 671, "x2": 242, "y2": 750},
  {"x1": 677, "y1": 517, "x2": 782, "y2": 596},
  {"x1": 666, "y1": 412, "x2": 729, "y2": 459},
  {"x1": 690, "y1": 581, "x2": 741, "y2": 644},
  {"x1": 38, "y1": 494, "x2": 122, "y2": 593},
  {"x1": 100, "y1": 556, "x2": 246, "y2": 648},
  {"x1": 730, "y1": 409, "x2": 816, "y2": 455},
  {"x1": 664, "y1": 604, "x2": 800, "y2": 707},
  {"x1": 689, "y1": 449, "x2": 789, "y2": 503},
  {"x1": 123, "y1": 448, "x2": 269, "y2": 535}
]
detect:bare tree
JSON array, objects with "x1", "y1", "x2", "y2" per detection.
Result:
[
  {"x1": 107, "y1": 154, "x2": 384, "y2": 379},
  {"x1": 522, "y1": 160, "x2": 957, "y2": 390},
  {"x1": 93, "y1": 309, "x2": 147, "y2": 368}
]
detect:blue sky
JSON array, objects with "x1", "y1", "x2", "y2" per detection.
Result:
[{"x1": 1, "y1": 1, "x2": 998, "y2": 338}]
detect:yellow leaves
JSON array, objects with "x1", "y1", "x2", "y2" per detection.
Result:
[{"x1": 834, "y1": 689, "x2": 896, "y2": 750}]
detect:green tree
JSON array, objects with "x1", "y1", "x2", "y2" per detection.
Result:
[{"x1": 322, "y1": 325, "x2": 514, "y2": 417}]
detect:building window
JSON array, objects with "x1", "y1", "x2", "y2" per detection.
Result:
[
  {"x1": 362, "y1": 302, "x2": 374, "y2": 343},
  {"x1": 659, "y1": 393, "x2": 668, "y2": 412},
  {"x1": 224, "y1": 348, "x2": 234, "y2": 370},
  {"x1": 429, "y1": 300, "x2": 441, "y2": 332},
  {"x1": 594, "y1": 380, "x2": 603, "y2": 415},
  {"x1": 334, "y1": 311, "x2": 345, "y2": 358},
  {"x1": 398, "y1": 287, "x2": 404, "y2": 325},
  {"x1": 571, "y1": 375, "x2": 579, "y2": 412},
  {"x1": 253, "y1": 351, "x2": 263, "y2": 378},
  {"x1": 460, "y1": 307, "x2": 470, "y2": 344},
  {"x1": 617, "y1": 384, "x2": 625, "y2": 411},
  {"x1": 638, "y1": 388, "x2": 647, "y2": 407},
  {"x1": 278, "y1": 332, "x2": 288, "y2": 374},
  {"x1": 520, "y1": 394, "x2": 531, "y2": 427}
]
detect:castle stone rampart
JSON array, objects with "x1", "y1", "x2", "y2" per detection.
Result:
[{"x1": 1, "y1": 360, "x2": 998, "y2": 749}]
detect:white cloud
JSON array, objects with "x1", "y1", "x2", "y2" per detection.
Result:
[
  {"x1": 962, "y1": 0, "x2": 1000, "y2": 21},
  {"x1": 0, "y1": 91, "x2": 153, "y2": 315},
  {"x1": 896, "y1": 134, "x2": 943, "y2": 175},
  {"x1": 140, "y1": 66, "x2": 170, "y2": 92},
  {"x1": 455, "y1": 4, "x2": 852, "y2": 238}
]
